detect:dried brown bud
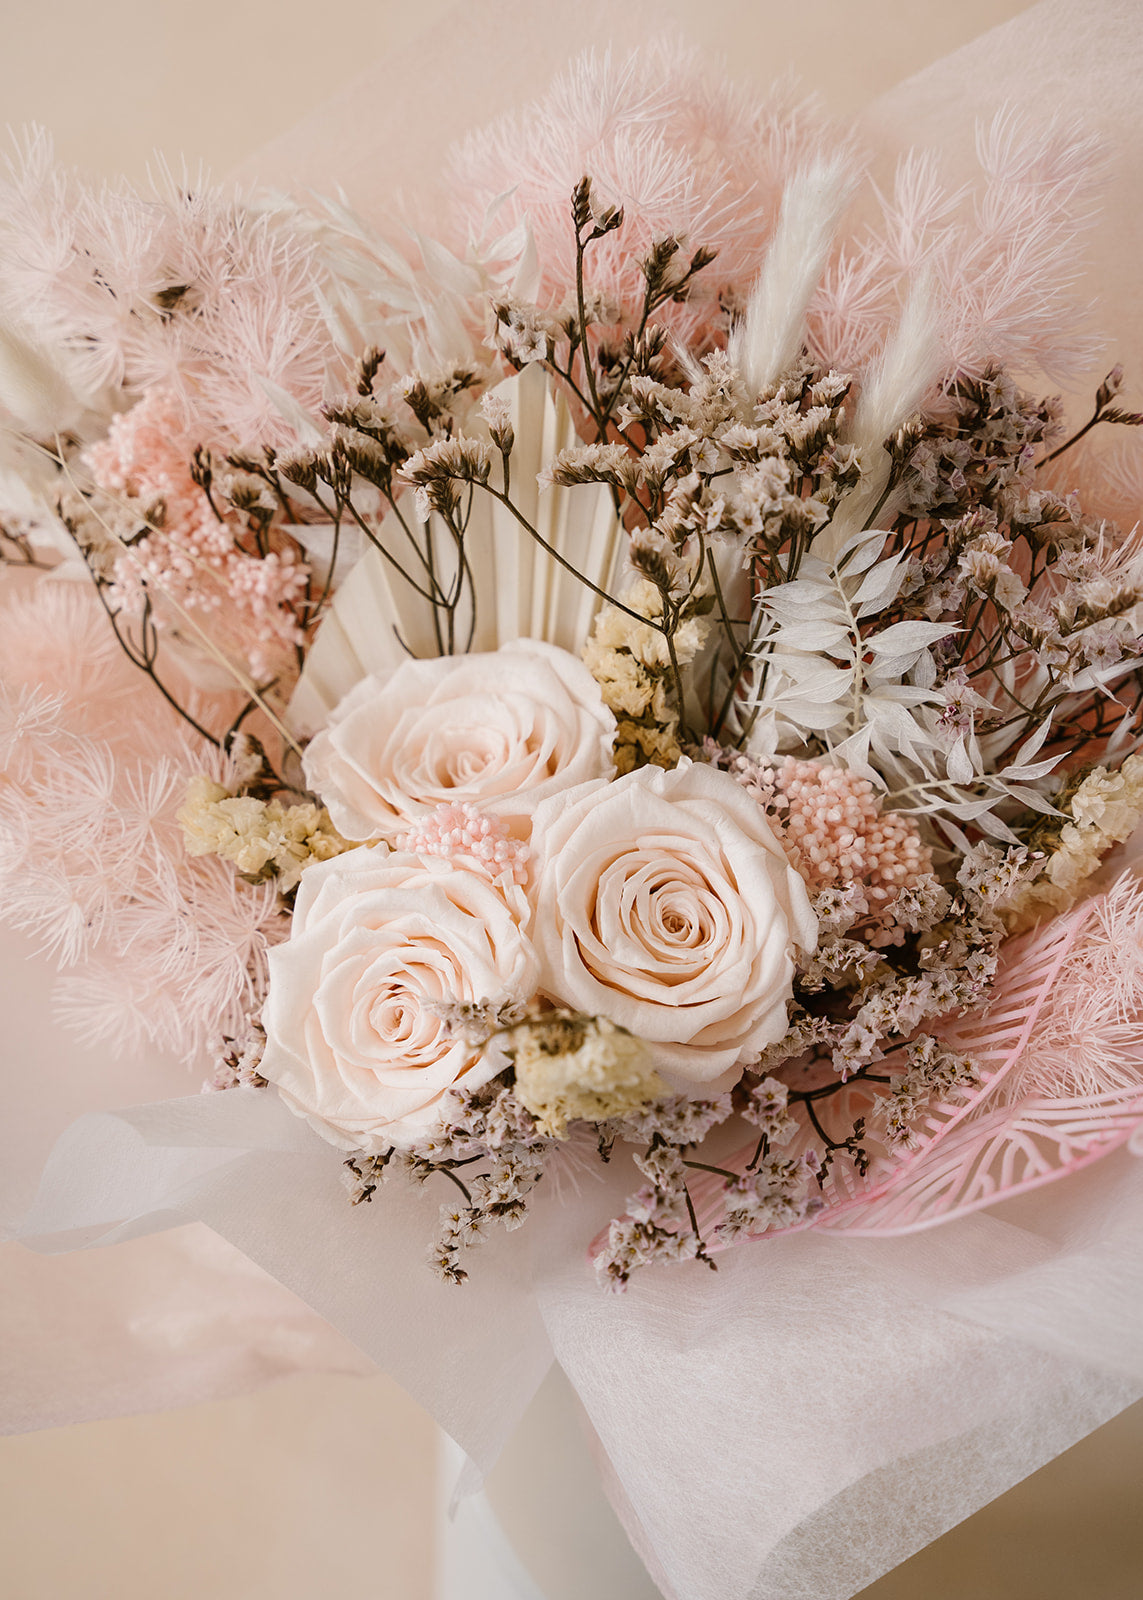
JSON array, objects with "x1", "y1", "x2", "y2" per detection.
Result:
[
  {"x1": 190, "y1": 444, "x2": 213, "y2": 495},
  {"x1": 356, "y1": 345, "x2": 386, "y2": 398},
  {"x1": 1096, "y1": 365, "x2": 1125, "y2": 411}
]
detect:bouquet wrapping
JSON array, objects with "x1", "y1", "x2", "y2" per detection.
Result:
[{"x1": 4, "y1": 3, "x2": 1143, "y2": 1596}]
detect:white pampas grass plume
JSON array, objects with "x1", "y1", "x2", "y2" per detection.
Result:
[
  {"x1": 731, "y1": 156, "x2": 854, "y2": 393},
  {"x1": 813, "y1": 271, "x2": 941, "y2": 563},
  {"x1": 853, "y1": 268, "x2": 942, "y2": 456}
]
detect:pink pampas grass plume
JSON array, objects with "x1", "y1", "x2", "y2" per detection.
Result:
[
  {"x1": 450, "y1": 43, "x2": 837, "y2": 348},
  {"x1": 809, "y1": 112, "x2": 1105, "y2": 394}
]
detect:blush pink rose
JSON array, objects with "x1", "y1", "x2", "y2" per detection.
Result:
[
  {"x1": 302, "y1": 640, "x2": 616, "y2": 843},
  {"x1": 260, "y1": 849, "x2": 539, "y2": 1152},
  {"x1": 528, "y1": 760, "x2": 817, "y2": 1088}
]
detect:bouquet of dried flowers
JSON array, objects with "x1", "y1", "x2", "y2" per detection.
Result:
[{"x1": 4, "y1": 42, "x2": 1143, "y2": 1302}]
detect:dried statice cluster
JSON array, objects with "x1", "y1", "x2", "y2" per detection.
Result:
[
  {"x1": 232, "y1": 351, "x2": 496, "y2": 661},
  {"x1": 206, "y1": 1016, "x2": 268, "y2": 1093},
  {"x1": 728, "y1": 368, "x2": 1143, "y2": 848},
  {"x1": 867, "y1": 1036, "x2": 980, "y2": 1150},
  {"x1": 341, "y1": 1014, "x2": 670, "y2": 1283},
  {"x1": 594, "y1": 1080, "x2": 826, "y2": 1287},
  {"x1": 343, "y1": 1077, "x2": 554, "y2": 1285},
  {"x1": 677, "y1": 842, "x2": 1047, "y2": 1207}
]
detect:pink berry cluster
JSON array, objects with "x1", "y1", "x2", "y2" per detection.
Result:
[
  {"x1": 710, "y1": 746, "x2": 934, "y2": 929},
  {"x1": 399, "y1": 802, "x2": 532, "y2": 888}
]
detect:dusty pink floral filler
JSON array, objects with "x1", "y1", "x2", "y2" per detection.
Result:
[
  {"x1": 711, "y1": 747, "x2": 932, "y2": 903},
  {"x1": 85, "y1": 388, "x2": 307, "y2": 680},
  {"x1": 398, "y1": 803, "x2": 532, "y2": 887}
]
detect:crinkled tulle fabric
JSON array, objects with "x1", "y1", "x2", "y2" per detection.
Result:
[{"x1": 6, "y1": 2, "x2": 1143, "y2": 1596}]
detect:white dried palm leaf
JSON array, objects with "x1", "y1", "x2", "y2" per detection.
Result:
[{"x1": 288, "y1": 363, "x2": 624, "y2": 734}]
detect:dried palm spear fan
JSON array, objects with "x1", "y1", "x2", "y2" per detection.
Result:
[{"x1": 289, "y1": 364, "x2": 625, "y2": 733}]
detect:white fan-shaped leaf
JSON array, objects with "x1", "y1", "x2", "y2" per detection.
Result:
[{"x1": 288, "y1": 365, "x2": 625, "y2": 733}]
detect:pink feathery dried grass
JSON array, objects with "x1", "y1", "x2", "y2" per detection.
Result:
[
  {"x1": 449, "y1": 43, "x2": 836, "y2": 346},
  {"x1": 0, "y1": 578, "x2": 242, "y2": 757},
  {"x1": 0, "y1": 583, "x2": 129, "y2": 717},
  {"x1": 0, "y1": 131, "x2": 338, "y2": 449},
  {"x1": 809, "y1": 112, "x2": 1105, "y2": 392},
  {"x1": 0, "y1": 579, "x2": 287, "y2": 1074}
]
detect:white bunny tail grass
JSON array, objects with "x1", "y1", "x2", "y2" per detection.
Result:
[{"x1": 730, "y1": 156, "x2": 854, "y2": 395}]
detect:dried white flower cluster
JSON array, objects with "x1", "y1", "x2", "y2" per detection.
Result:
[
  {"x1": 178, "y1": 775, "x2": 352, "y2": 891},
  {"x1": 1003, "y1": 752, "x2": 1143, "y2": 930},
  {"x1": 583, "y1": 578, "x2": 712, "y2": 772},
  {"x1": 508, "y1": 1012, "x2": 666, "y2": 1138}
]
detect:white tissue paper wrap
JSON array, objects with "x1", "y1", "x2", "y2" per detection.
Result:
[{"x1": 5, "y1": 3, "x2": 1143, "y2": 1597}]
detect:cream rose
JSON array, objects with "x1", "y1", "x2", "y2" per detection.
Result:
[
  {"x1": 529, "y1": 760, "x2": 817, "y2": 1087},
  {"x1": 303, "y1": 640, "x2": 616, "y2": 843},
  {"x1": 260, "y1": 849, "x2": 539, "y2": 1152}
]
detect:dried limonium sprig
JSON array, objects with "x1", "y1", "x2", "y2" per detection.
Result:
[
  {"x1": 206, "y1": 1016, "x2": 268, "y2": 1093},
  {"x1": 867, "y1": 1035, "x2": 981, "y2": 1150},
  {"x1": 342, "y1": 1075, "x2": 554, "y2": 1284},
  {"x1": 594, "y1": 1078, "x2": 832, "y2": 1288}
]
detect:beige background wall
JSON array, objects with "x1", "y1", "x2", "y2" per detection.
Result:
[{"x1": 2, "y1": 2, "x2": 1142, "y2": 1597}]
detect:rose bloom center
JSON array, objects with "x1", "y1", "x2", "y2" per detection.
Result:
[{"x1": 588, "y1": 848, "x2": 731, "y2": 990}]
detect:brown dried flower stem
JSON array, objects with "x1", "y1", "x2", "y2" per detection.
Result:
[{"x1": 478, "y1": 483, "x2": 668, "y2": 632}]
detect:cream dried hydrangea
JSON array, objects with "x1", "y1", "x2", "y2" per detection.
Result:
[
  {"x1": 509, "y1": 1011, "x2": 666, "y2": 1138},
  {"x1": 582, "y1": 578, "x2": 712, "y2": 774},
  {"x1": 179, "y1": 776, "x2": 354, "y2": 892},
  {"x1": 1004, "y1": 751, "x2": 1143, "y2": 931}
]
